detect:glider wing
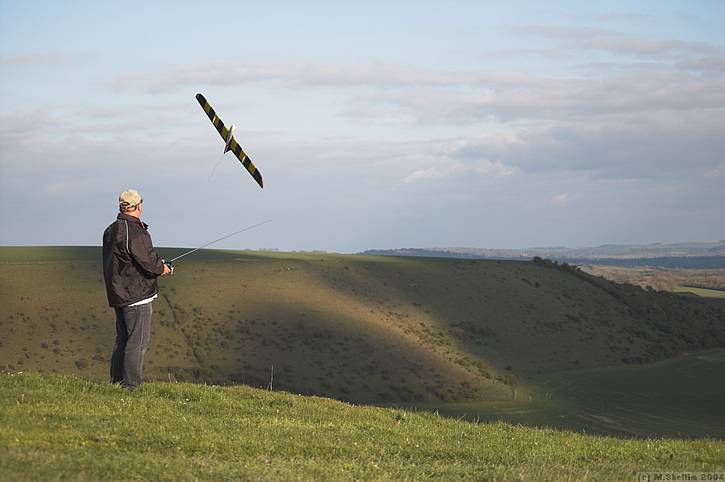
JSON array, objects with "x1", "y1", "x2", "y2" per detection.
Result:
[{"x1": 195, "y1": 93, "x2": 264, "y2": 189}]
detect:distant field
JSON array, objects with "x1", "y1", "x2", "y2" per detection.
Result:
[
  {"x1": 565, "y1": 256, "x2": 725, "y2": 269},
  {"x1": 407, "y1": 350, "x2": 725, "y2": 439},
  {"x1": 365, "y1": 249, "x2": 725, "y2": 269},
  {"x1": 673, "y1": 286, "x2": 725, "y2": 298},
  {"x1": 580, "y1": 264, "x2": 725, "y2": 292}
]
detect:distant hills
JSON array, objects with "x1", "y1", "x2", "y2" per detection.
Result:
[
  {"x1": 362, "y1": 241, "x2": 725, "y2": 268},
  {"x1": 2, "y1": 246, "x2": 724, "y2": 407}
]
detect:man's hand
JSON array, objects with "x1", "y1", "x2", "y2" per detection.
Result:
[{"x1": 162, "y1": 264, "x2": 172, "y2": 276}]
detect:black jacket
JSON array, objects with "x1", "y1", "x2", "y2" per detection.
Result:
[{"x1": 102, "y1": 213, "x2": 165, "y2": 307}]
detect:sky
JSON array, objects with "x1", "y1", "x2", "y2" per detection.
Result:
[{"x1": 1, "y1": 0, "x2": 723, "y2": 252}]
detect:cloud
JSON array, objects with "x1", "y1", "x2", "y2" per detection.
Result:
[
  {"x1": 108, "y1": 56, "x2": 725, "y2": 128},
  {"x1": 403, "y1": 159, "x2": 517, "y2": 183},
  {"x1": 106, "y1": 25, "x2": 721, "y2": 95},
  {"x1": 710, "y1": 161, "x2": 725, "y2": 178},
  {"x1": 361, "y1": 69, "x2": 725, "y2": 124},
  {"x1": 594, "y1": 12, "x2": 653, "y2": 23},
  {"x1": 448, "y1": 109, "x2": 725, "y2": 180},
  {"x1": 550, "y1": 192, "x2": 571, "y2": 206},
  {"x1": 109, "y1": 59, "x2": 568, "y2": 95},
  {"x1": 4, "y1": 25, "x2": 723, "y2": 230},
  {"x1": 678, "y1": 55, "x2": 725, "y2": 74},
  {"x1": 0, "y1": 52, "x2": 73, "y2": 66},
  {"x1": 3, "y1": 99, "x2": 721, "y2": 197},
  {"x1": 110, "y1": 61, "x2": 460, "y2": 93},
  {"x1": 107, "y1": 47, "x2": 725, "y2": 134},
  {"x1": 516, "y1": 25, "x2": 721, "y2": 59}
]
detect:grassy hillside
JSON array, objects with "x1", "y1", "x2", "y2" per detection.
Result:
[
  {"x1": 1, "y1": 371, "x2": 723, "y2": 481},
  {"x1": 1, "y1": 246, "x2": 723, "y2": 409},
  {"x1": 674, "y1": 286, "x2": 725, "y2": 299},
  {"x1": 408, "y1": 350, "x2": 725, "y2": 439}
]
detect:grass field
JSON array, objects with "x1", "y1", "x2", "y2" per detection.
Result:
[
  {"x1": 2, "y1": 371, "x2": 724, "y2": 481},
  {"x1": 405, "y1": 350, "x2": 725, "y2": 439},
  {"x1": 673, "y1": 286, "x2": 725, "y2": 299},
  {"x1": 580, "y1": 264, "x2": 725, "y2": 293}
]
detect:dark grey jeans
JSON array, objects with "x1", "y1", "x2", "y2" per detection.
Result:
[{"x1": 111, "y1": 303, "x2": 153, "y2": 390}]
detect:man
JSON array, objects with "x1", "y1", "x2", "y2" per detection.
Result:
[{"x1": 102, "y1": 189, "x2": 171, "y2": 390}]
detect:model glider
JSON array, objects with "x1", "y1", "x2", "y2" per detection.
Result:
[{"x1": 195, "y1": 93, "x2": 264, "y2": 189}]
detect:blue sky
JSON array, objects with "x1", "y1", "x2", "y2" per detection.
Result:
[{"x1": 1, "y1": 1, "x2": 723, "y2": 251}]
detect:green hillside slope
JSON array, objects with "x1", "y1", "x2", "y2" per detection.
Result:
[
  {"x1": 413, "y1": 349, "x2": 725, "y2": 439},
  {"x1": 1, "y1": 247, "x2": 723, "y2": 408},
  {"x1": 2, "y1": 372, "x2": 723, "y2": 481}
]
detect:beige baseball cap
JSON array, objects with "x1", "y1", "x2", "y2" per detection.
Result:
[{"x1": 119, "y1": 189, "x2": 142, "y2": 209}]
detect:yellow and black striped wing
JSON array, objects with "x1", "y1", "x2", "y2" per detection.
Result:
[{"x1": 195, "y1": 93, "x2": 264, "y2": 189}]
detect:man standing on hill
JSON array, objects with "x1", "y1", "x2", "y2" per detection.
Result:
[{"x1": 102, "y1": 189, "x2": 171, "y2": 390}]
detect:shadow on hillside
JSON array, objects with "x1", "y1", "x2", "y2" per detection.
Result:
[
  {"x1": 158, "y1": 270, "x2": 511, "y2": 404},
  {"x1": 155, "y1": 248, "x2": 725, "y2": 402}
]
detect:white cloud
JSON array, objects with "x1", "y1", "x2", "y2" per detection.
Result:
[
  {"x1": 678, "y1": 55, "x2": 725, "y2": 73},
  {"x1": 447, "y1": 109, "x2": 725, "y2": 180},
  {"x1": 129, "y1": 58, "x2": 569, "y2": 91},
  {"x1": 550, "y1": 192, "x2": 571, "y2": 206},
  {"x1": 108, "y1": 27, "x2": 724, "y2": 98},
  {"x1": 516, "y1": 25, "x2": 721, "y2": 59},
  {"x1": 404, "y1": 160, "x2": 517, "y2": 183},
  {"x1": 106, "y1": 53, "x2": 725, "y2": 132},
  {"x1": 710, "y1": 161, "x2": 725, "y2": 178},
  {"x1": 361, "y1": 70, "x2": 725, "y2": 125},
  {"x1": 0, "y1": 52, "x2": 73, "y2": 66}
]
